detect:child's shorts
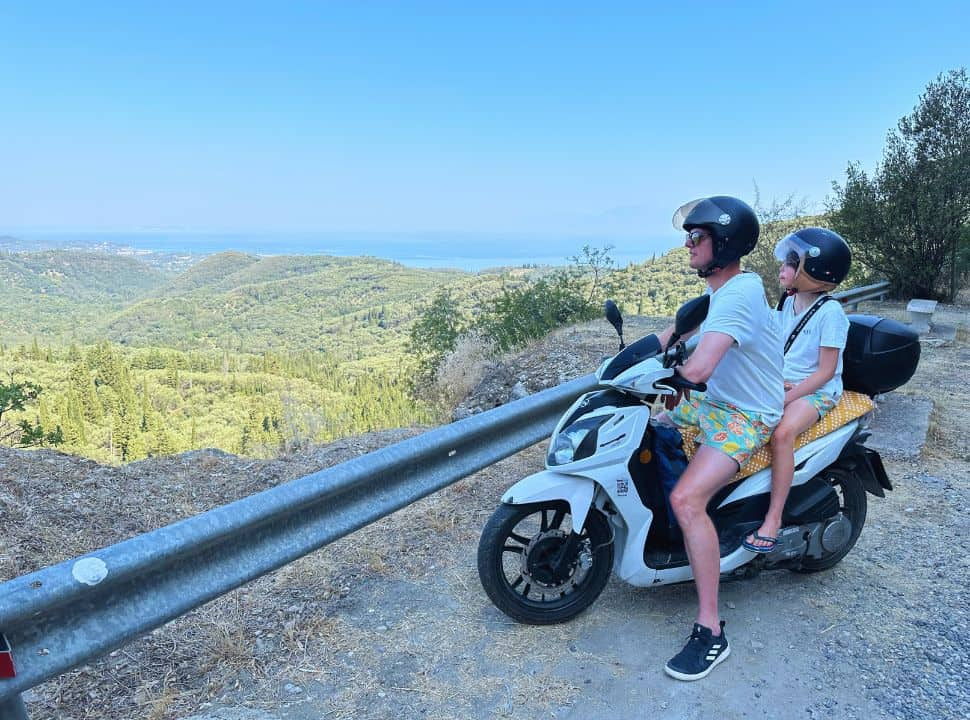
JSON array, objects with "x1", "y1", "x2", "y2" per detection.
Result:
[
  {"x1": 667, "y1": 392, "x2": 775, "y2": 468},
  {"x1": 802, "y1": 391, "x2": 838, "y2": 420}
]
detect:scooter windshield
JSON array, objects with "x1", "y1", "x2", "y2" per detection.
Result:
[{"x1": 599, "y1": 334, "x2": 662, "y2": 381}]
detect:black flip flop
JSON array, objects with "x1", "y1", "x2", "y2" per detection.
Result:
[{"x1": 742, "y1": 532, "x2": 779, "y2": 554}]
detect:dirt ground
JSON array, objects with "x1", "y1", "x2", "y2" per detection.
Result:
[{"x1": 2, "y1": 297, "x2": 969, "y2": 720}]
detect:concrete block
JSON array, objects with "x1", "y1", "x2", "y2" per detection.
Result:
[
  {"x1": 867, "y1": 393, "x2": 933, "y2": 460},
  {"x1": 906, "y1": 298, "x2": 938, "y2": 334}
]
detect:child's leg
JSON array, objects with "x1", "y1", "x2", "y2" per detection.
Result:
[{"x1": 746, "y1": 399, "x2": 822, "y2": 549}]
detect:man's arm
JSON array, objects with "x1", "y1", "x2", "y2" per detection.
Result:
[{"x1": 676, "y1": 331, "x2": 735, "y2": 384}]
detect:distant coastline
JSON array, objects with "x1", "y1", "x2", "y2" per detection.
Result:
[{"x1": 0, "y1": 230, "x2": 676, "y2": 272}]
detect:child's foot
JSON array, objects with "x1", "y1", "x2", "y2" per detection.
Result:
[{"x1": 743, "y1": 523, "x2": 780, "y2": 553}]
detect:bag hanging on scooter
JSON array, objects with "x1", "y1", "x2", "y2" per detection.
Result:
[{"x1": 652, "y1": 422, "x2": 689, "y2": 539}]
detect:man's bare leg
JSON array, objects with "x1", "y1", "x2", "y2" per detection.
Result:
[{"x1": 669, "y1": 445, "x2": 740, "y2": 632}]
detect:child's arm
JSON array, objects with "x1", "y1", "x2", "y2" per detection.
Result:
[{"x1": 784, "y1": 346, "x2": 840, "y2": 407}]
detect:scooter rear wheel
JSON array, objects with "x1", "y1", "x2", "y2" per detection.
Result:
[
  {"x1": 791, "y1": 467, "x2": 868, "y2": 573},
  {"x1": 477, "y1": 501, "x2": 613, "y2": 625}
]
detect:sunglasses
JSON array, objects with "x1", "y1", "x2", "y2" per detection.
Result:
[{"x1": 686, "y1": 230, "x2": 710, "y2": 247}]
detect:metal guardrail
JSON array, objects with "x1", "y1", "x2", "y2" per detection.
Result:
[
  {"x1": 0, "y1": 374, "x2": 598, "y2": 718},
  {"x1": 0, "y1": 279, "x2": 891, "y2": 718},
  {"x1": 836, "y1": 280, "x2": 891, "y2": 310}
]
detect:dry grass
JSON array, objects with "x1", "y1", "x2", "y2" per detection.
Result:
[
  {"x1": 432, "y1": 332, "x2": 494, "y2": 408},
  {"x1": 925, "y1": 402, "x2": 947, "y2": 452},
  {"x1": 144, "y1": 687, "x2": 180, "y2": 720}
]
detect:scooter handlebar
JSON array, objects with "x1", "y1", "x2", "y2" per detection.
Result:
[{"x1": 658, "y1": 371, "x2": 707, "y2": 394}]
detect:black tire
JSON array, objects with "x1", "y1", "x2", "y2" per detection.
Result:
[
  {"x1": 477, "y1": 501, "x2": 614, "y2": 625},
  {"x1": 791, "y1": 467, "x2": 868, "y2": 573}
]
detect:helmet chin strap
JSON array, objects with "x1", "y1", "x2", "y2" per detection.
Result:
[{"x1": 697, "y1": 263, "x2": 722, "y2": 278}]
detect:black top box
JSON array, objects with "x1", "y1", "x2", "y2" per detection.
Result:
[{"x1": 842, "y1": 314, "x2": 921, "y2": 396}]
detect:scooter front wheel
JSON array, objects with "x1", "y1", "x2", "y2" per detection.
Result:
[{"x1": 477, "y1": 501, "x2": 613, "y2": 625}]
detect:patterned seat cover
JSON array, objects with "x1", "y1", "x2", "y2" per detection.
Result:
[{"x1": 679, "y1": 390, "x2": 876, "y2": 480}]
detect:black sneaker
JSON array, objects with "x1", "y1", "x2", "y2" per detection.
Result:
[{"x1": 664, "y1": 621, "x2": 730, "y2": 681}]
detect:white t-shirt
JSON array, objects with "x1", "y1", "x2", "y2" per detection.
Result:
[
  {"x1": 780, "y1": 295, "x2": 850, "y2": 399},
  {"x1": 699, "y1": 272, "x2": 785, "y2": 426}
]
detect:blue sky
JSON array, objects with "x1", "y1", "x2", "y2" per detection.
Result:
[{"x1": 1, "y1": 1, "x2": 967, "y2": 238}]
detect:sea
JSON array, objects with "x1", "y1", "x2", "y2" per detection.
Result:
[{"x1": 2, "y1": 230, "x2": 677, "y2": 272}]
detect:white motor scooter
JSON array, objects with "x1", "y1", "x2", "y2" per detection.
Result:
[{"x1": 477, "y1": 296, "x2": 915, "y2": 624}]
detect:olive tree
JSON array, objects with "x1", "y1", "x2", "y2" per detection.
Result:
[{"x1": 830, "y1": 68, "x2": 970, "y2": 301}]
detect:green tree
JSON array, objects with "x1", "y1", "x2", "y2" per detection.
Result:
[
  {"x1": 0, "y1": 379, "x2": 63, "y2": 447},
  {"x1": 568, "y1": 244, "x2": 616, "y2": 304},
  {"x1": 406, "y1": 289, "x2": 466, "y2": 381},
  {"x1": 68, "y1": 361, "x2": 103, "y2": 421},
  {"x1": 474, "y1": 270, "x2": 599, "y2": 353},
  {"x1": 830, "y1": 68, "x2": 970, "y2": 300}
]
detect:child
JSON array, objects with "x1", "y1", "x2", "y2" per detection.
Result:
[{"x1": 743, "y1": 228, "x2": 852, "y2": 553}]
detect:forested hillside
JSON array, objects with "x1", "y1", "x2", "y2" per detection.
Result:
[
  {"x1": 0, "y1": 341, "x2": 432, "y2": 464},
  {"x1": 104, "y1": 253, "x2": 482, "y2": 358},
  {"x1": 1, "y1": 245, "x2": 708, "y2": 463},
  {"x1": 0, "y1": 251, "x2": 168, "y2": 340}
]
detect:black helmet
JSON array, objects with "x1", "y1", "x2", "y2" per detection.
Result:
[
  {"x1": 672, "y1": 196, "x2": 760, "y2": 277},
  {"x1": 774, "y1": 227, "x2": 851, "y2": 292}
]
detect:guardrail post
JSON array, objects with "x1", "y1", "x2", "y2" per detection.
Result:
[{"x1": 0, "y1": 694, "x2": 27, "y2": 720}]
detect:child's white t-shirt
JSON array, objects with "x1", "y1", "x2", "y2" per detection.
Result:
[{"x1": 780, "y1": 295, "x2": 850, "y2": 399}]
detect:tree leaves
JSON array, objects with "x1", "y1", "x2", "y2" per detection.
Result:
[{"x1": 830, "y1": 68, "x2": 970, "y2": 300}]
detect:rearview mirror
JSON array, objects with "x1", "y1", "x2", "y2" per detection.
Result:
[
  {"x1": 604, "y1": 300, "x2": 623, "y2": 336},
  {"x1": 604, "y1": 300, "x2": 625, "y2": 350}
]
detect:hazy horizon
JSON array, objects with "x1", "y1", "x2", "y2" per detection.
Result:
[{"x1": 0, "y1": 228, "x2": 678, "y2": 272}]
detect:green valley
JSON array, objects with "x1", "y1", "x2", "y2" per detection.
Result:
[{"x1": 1, "y1": 245, "x2": 706, "y2": 464}]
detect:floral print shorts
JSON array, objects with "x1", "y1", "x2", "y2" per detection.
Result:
[
  {"x1": 802, "y1": 390, "x2": 838, "y2": 420},
  {"x1": 667, "y1": 391, "x2": 774, "y2": 469}
]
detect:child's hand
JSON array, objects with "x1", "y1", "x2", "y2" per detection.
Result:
[{"x1": 783, "y1": 381, "x2": 795, "y2": 391}]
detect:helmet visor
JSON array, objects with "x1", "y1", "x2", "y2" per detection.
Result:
[
  {"x1": 773, "y1": 232, "x2": 820, "y2": 266},
  {"x1": 672, "y1": 197, "x2": 735, "y2": 231}
]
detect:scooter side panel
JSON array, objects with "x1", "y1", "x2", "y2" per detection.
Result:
[{"x1": 583, "y1": 466, "x2": 659, "y2": 585}]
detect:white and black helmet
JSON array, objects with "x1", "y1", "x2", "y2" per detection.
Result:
[
  {"x1": 672, "y1": 196, "x2": 760, "y2": 277},
  {"x1": 774, "y1": 227, "x2": 851, "y2": 292}
]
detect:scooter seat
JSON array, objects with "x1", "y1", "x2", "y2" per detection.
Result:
[{"x1": 679, "y1": 390, "x2": 876, "y2": 480}]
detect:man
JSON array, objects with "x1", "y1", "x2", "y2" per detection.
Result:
[{"x1": 655, "y1": 196, "x2": 784, "y2": 681}]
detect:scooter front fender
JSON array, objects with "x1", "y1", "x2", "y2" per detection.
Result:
[{"x1": 502, "y1": 471, "x2": 595, "y2": 532}]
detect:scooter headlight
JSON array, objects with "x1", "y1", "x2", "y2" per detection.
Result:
[{"x1": 548, "y1": 414, "x2": 613, "y2": 466}]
